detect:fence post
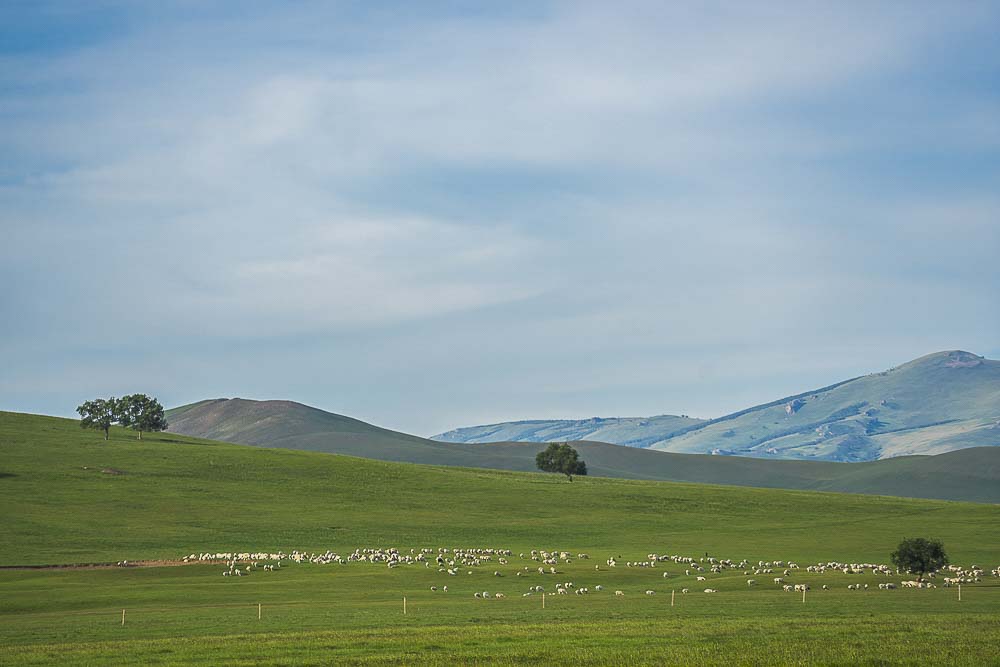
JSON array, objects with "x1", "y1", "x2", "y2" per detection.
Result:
[
  {"x1": 121, "y1": 609, "x2": 125, "y2": 626},
  {"x1": 671, "y1": 590, "x2": 675, "y2": 607}
]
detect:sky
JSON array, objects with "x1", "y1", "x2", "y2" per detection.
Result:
[{"x1": 1, "y1": 1, "x2": 998, "y2": 437}]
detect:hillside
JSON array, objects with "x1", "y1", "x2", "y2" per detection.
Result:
[
  {"x1": 3, "y1": 411, "x2": 999, "y2": 666},
  {"x1": 162, "y1": 402, "x2": 1000, "y2": 502},
  {"x1": 649, "y1": 350, "x2": 1000, "y2": 461},
  {"x1": 436, "y1": 351, "x2": 1000, "y2": 462},
  {"x1": 1, "y1": 411, "x2": 998, "y2": 566},
  {"x1": 434, "y1": 414, "x2": 704, "y2": 447}
]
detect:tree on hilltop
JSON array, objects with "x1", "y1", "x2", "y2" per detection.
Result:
[
  {"x1": 118, "y1": 394, "x2": 168, "y2": 440},
  {"x1": 536, "y1": 442, "x2": 588, "y2": 481},
  {"x1": 891, "y1": 537, "x2": 948, "y2": 582},
  {"x1": 77, "y1": 397, "x2": 118, "y2": 441}
]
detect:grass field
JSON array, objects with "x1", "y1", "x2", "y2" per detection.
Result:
[{"x1": 1, "y1": 411, "x2": 998, "y2": 664}]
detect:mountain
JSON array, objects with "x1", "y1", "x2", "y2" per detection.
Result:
[
  {"x1": 434, "y1": 414, "x2": 704, "y2": 447},
  {"x1": 163, "y1": 399, "x2": 1000, "y2": 502},
  {"x1": 434, "y1": 351, "x2": 1000, "y2": 462},
  {"x1": 647, "y1": 350, "x2": 1000, "y2": 461}
]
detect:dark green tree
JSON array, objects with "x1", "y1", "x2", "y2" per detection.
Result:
[
  {"x1": 891, "y1": 537, "x2": 948, "y2": 581},
  {"x1": 118, "y1": 394, "x2": 168, "y2": 440},
  {"x1": 535, "y1": 442, "x2": 588, "y2": 481},
  {"x1": 76, "y1": 397, "x2": 118, "y2": 441}
]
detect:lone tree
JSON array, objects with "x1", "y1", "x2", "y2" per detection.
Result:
[
  {"x1": 118, "y1": 394, "x2": 168, "y2": 440},
  {"x1": 891, "y1": 537, "x2": 948, "y2": 582},
  {"x1": 76, "y1": 397, "x2": 118, "y2": 441},
  {"x1": 536, "y1": 442, "x2": 588, "y2": 481}
]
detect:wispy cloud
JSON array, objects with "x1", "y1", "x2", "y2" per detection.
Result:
[{"x1": 1, "y1": 1, "x2": 998, "y2": 434}]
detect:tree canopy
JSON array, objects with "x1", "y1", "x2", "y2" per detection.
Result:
[
  {"x1": 76, "y1": 398, "x2": 118, "y2": 441},
  {"x1": 890, "y1": 537, "x2": 948, "y2": 581},
  {"x1": 118, "y1": 394, "x2": 168, "y2": 440},
  {"x1": 76, "y1": 394, "x2": 168, "y2": 441},
  {"x1": 535, "y1": 442, "x2": 588, "y2": 481}
]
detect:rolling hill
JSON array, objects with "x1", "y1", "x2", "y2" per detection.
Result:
[
  {"x1": 2, "y1": 410, "x2": 999, "y2": 666},
  {"x1": 2, "y1": 411, "x2": 1000, "y2": 565},
  {"x1": 162, "y1": 401, "x2": 1000, "y2": 502},
  {"x1": 435, "y1": 351, "x2": 1000, "y2": 462}
]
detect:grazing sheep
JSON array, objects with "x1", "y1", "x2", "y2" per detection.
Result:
[
  {"x1": 615, "y1": 590, "x2": 625, "y2": 596},
  {"x1": 681, "y1": 588, "x2": 690, "y2": 594},
  {"x1": 645, "y1": 590, "x2": 656, "y2": 596}
]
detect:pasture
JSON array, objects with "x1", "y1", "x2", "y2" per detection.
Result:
[{"x1": 1, "y1": 411, "x2": 998, "y2": 664}]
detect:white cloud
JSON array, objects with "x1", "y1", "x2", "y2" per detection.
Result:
[{"x1": 1, "y1": 1, "x2": 998, "y2": 431}]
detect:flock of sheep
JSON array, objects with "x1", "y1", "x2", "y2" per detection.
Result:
[{"x1": 180, "y1": 548, "x2": 997, "y2": 600}]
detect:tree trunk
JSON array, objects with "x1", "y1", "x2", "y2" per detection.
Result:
[
  {"x1": 104, "y1": 427, "x2": 109, "y2": 440},
  {"x1": 138, "y1": 430, "x2": 142, "y2": 440}
]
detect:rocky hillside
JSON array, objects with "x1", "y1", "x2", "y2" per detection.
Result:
[
  {"x1": 436, "y1": 351, "x2": 1000, "y2": 462},
  {"x1": 434, "y1": 414, "x2": 704, "y2": 448}
]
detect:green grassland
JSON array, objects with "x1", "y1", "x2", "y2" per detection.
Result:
[{"x1": 1, "y1": 411, "x2": 999, "y2": 665}]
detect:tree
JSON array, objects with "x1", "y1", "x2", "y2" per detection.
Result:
[
  {"x1": 118, "y1": 394, "x2": 168, "y2": 440},
  {"x1": 891, "y1": 537, "x2": 948, "y2": 581},
  {"x1": 77, "y1": 397, "x2": 118, "y2": 441},
  {"x1": 536, "y1": 442, "x2": 588, "y2": 481}
]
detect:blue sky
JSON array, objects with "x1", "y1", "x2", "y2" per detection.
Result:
[{"x1": 2, "y1": 1, "x2": 998, "y2": 436}]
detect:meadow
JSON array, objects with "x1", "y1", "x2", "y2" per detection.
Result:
[{"x1": 1, "y1": 411, "x2": 998, "y2": 665}]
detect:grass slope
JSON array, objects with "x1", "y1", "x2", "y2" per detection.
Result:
[
  {"x1": 2, "y1": 411, "x2": 999, "y2": 665},
  {"x1": 163, "y1": 401, "x2": 1000, "y2": 502},
  {"x1": 2, "y1": 411, "x2": 999, "y2": 564}
]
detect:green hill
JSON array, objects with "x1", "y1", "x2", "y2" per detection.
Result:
[
  {"x1": 2, "y1": 410, "x2": 998, "y2": 566},
  {"x1": 2, "y1": 411, "x2": 999, "y2": 665},
  {"x1": 164, "y1": 400, "x2": 1000, "y2": 502}
]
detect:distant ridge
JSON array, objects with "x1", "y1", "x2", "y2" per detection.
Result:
[
  {"x1": 435, "y1": 351, "x2": 1000, "y2": 462},
  {"x1": 434, "y1": 414, "x2": 704, "y2": 448},
  {"x1": 163, "y1": 395, "x2": 1000, "y2": 503}
]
